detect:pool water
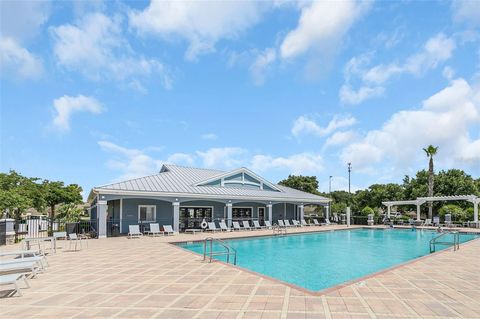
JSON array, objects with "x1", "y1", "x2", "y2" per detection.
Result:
[{"x1": 178, "y1": 228, "x2": 478, "y2": 291}]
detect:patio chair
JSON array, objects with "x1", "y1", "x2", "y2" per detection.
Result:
[
  {"x1": 301, "y1": 219, "x2": 311, "y2": 226},
  {"x1": 0, "y1": 260, "x2": 40, "y2": 278},
  {"x1": 232, "y1": 221, "x2": 242, "y2": 231},
  {"x1": 433, "y1": 216, "x2": 440, "y2": 226},
  {"x1": 128, "y1": 225, "x2": 143, "y2": 239},
  {"x1": 0, "y1": 273, "x2": 30, "y2": 297},
  {"x1": 253, "y1": 220, "x2": 264, "y2": 229},
  {"x1": 0, "y1": 250, "x2": 48, "y2": 268},
  {"x1": 284, "y1": 220, "x2": 293, "y2": 227},
  {"x1": 292, "y1": 220, "x2": 301, "y2": 227},
  {"x1": 68, "y1": 233, "x2": 83, "y2": 251},
  {"x1": 219, "y1": 221, "x2": 230, "y2": 231},
  {"x1": 162, "y1": 225, "x2": 175, "y2": 236},
  {"x1": 264, "y1": 221, "x2": 273, "y2": 229},
  {"x1": 206, "y1": 222, "x2": 218, "y2": 232},
  {"x1": 278, "y1": 220, "x2": 286, "y2": 228},
  {"x1": 145, "y1": 223, "x2": 162, "y2": 236},
  {"x1": 242, "y1": 220, "x2": 252, "y2": 230},
  {"x1": 444, "y1": 214, "x2": 455, "y2": 227},
  {"x1": 313, "y1": 219, "x2": 320, "y2": 226},
  {"x1": 423, "y1": 219, "x2": 432, "y2": 226}
]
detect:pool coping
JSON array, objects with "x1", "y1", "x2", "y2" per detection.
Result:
[{"x1": 170, "y1": 227, "x2": 480, "y2": 296}]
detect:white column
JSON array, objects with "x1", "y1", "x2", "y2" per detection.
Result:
[
  {"x1": 325, "y1": 205, "x2": 330, "y2": 221},
  {"x1": 387, "y1": 205, "x2": 391, "y2": 218},
  {"x1": 226, "y1": 203, "x2": 233, "y2": 227},
  {"x1": 416, "y1": 204, "x2": 421, "y2": 221},
  {"x1": 474, "y1": 201, "x2": 478, "y2": 224},
  {"x1": 119, "y1": 198, "x2": 123, "y2": 234},
  {"x1": 267, "y1": 204, "x2": 273, "y2": 223},
  {"x1": 299, "y1": 205, "x2": 304, "y2": 221},
  {"x1": 97, "y1": 200, "x2": 108, "y2": 238},
  {"x1": 172, "y1": 202, "x2": 180, "y2": 232},
  {"x1": 346, "y1": 207, "x2": 351, "y2": 227}
]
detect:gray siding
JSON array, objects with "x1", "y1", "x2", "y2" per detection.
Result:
[
  {"x1": 272, "y1": 203, "x2": 296, "y2": 221},
  {"x1": 121, "y1": 198, "x2": 173, "y2": 233}
]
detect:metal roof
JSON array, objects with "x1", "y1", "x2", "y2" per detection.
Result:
[{"x1": 92, "y1": 164, "x2": 330, "y2": 204}]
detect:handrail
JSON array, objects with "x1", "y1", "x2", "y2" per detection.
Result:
[
  {"x1": 272, "y1": 224, "x2": 287, "y2": 236},
  {"x1": 203, "y1": 237, "x2": 237, "y2": 265},
  {"x1": 429, "y1": 231, "x2": 460, "y2": 253}
]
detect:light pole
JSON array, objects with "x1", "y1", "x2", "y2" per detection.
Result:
[
  {"x1": 329, "y1": 175, "x2": 333, "y2": 194},
  {"x1": 347, "y1": 163, "x2": 352, "y2": 194},
  {"x1": 347, "y1": 163, "x2": 352, "y2": 227}
]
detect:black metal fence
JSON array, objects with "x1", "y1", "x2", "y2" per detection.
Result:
[{"x1": 0, "y1": 218, "x2": 98, "y2": 245}]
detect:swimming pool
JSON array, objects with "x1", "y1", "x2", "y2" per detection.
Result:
[{"x1": 178, "y1": 228, "x2": 479, "y2": 292}]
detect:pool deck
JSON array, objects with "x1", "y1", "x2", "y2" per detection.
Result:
[{"x1": 1, "y1": 225, "x2": 480, "y2": 318}]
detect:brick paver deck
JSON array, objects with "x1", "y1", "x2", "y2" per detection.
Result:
[{"x1": 1, "y1": 226, "x2": 479, "y2": 318}]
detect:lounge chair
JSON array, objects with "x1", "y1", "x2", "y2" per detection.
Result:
[
  {"x1": 321, "y1": 219, "x2": 331, "y2": 226},
  {"x1": 232, "y1": 221, "x2": 241, "y2": 231},
  {"x1": 145, "y1": 223, "x2": 162, "y2": 236},
  {"x1": 284, "y1": 220, "x2": 293, "y2": 227},
  {"x1": 0, "y1": 260, "x2": 40, "y2": 278},
  {"x1": 264, "y1": 221, "x2": 273, "y2": 229},
  {"x1": 423, "y1": 218, "x2": 432, "y2": 226},
  {"x1": 313, "y1": 219, "x2": 320, "y2": 226},
  {"x1": 128, "y1": 225, "x2": 143, "y2": 239},
  {"x1": 253, "y1": 221, "x2": 264, "y2": 229},
  {"x1": 0, "y1": 274, "x2": 30, "y2": 297},
  {"x1": 433, "y1": 216, "x2": 440, "y2": 226},
  {"x1": 0, "y1": 250, "x2": 48, "y2": 268},
  {"x1": 278, "y1": 220, "x2": 286, "y2": 227},
  {"x1": 242, "y1": 221, "x2": 252, "y2": 230},
  {"x1": 162, "y1": 225, "x2": 175, "y2": 236},
  {"x1": 301, "y1": 219, "x2": 311, "y2": 226},
  {"x1": 206, "y1": 222, "x2": 218, "y2": 232},
  {"x1": 219, "y1": 222, "x2": 230, "y2": 231},
  {"x1": 292, "y1": 220, "x2": 301, "y2": 227}
]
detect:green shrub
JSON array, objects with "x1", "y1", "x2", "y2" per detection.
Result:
[
  {"x1": 361, "y1": 206, "x2": 375, "y2": 216},
  {"x1": 438, "y1": 204, "x2": 467, "y2": 222},
  {"x1": 465, "y1": 207, "x2": 474, "y2": 221}
]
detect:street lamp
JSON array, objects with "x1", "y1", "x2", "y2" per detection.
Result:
[
  {"x1": 329, "y1": 175, "x2": 333, "y2": 193},
  {"x1": 347, "y1": 163, "x2": 352, "y2": 194}
]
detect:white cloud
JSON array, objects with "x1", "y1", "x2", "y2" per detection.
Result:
[
  {"x1": 196, "y1": 147, "x2": 247, "y2": 169},
  {"x1": 166, "y1": 153, "x2": 195, "y2": 166},
  {"x1": 129, "y1": 1, "x2": 264, "y2": 61},
  {"x1": 325, "y1": 130, "x2": 358, "y2": 147},
  {"x1": 0, "y1": 0, "x2": 50, "y2": 41},
  {"x1": 340, "y1": 78, "x2": 480, "y2": 172},
  {"x1": 0, "y1": 37, "x2": 43, "y2": 80},
  {"x1": 292, "y1": 115, "x2": 357, "y2": 138},
  {"x1": 452, "y1": 0, "x2": 480, "y2": 26},
  {"x1": 52, "y1": 95, "x2": 104, "y2": 131},
  {"x1": 251, "y1": 153, "x2": 323, "y2": 175},
  {"x1": 341, "y1": 33, "x2": 456, "y2": 104},
  {"x1": 280, "y1": 0, "x2": 372, "y2": 59},
  {"x1": 51, "y1": 12, "x2": 171, "y2": 88},
  {"x1": 442, "y1": 66, "x2": 455, "y2": 80},
  {"x1": 201, "y1": 133, "x2": 218, "y2": 140},
  {"x1": 249, "y1": 48, "x2": 276, "y2": 85}
]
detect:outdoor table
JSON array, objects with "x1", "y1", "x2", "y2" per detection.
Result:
[
  {"x1": 185, "y1": 229, "x2": 203, "y2": 235},
  {"x1": 23, "y1": 237, "x2": 56, "y2": 253}
]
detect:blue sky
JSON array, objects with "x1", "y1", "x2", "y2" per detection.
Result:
[{"x1": 1, "y1": 0, "x2": 479, "y2": 199}]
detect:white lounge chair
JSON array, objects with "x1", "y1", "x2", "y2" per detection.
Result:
[
  {"x1": 0, "y1": 273, "x2": 30, "y2": 297},
  {"x1": 278, "y1": 220, "x2": 286, "y2": 227},
  {"x1": 242, "y1": 221, "x2": 252, "y2": 230},
  {"x1": 321, "y1": 218, "x2": 331, "y2": 226},
  {"x1": 423, "y1": 218, "x2": 432, "y2": 226},
  {"x1": 433, "y1": 216, "x2": 440, "y2": 226},
  {"x1": 292, "y1": 220, "x2": 301, "y2": 227},
  {"x1": 264, "y1": 221, "x2": 273, "y2": 229},
  {"x1": 145, "y1": 223, "x2": 162, "y2": 236},
  {"x1": 219, "y1": 222, "x2": 230, "y2": 231},
  {"x1": 284, "y1": 220, "x2": 293, "y2": 227},
  {"x1": 0, "y1": 261, "x2": 40, "y2": 278},
  {"x1": 313, "y1": 219, "x2": 321, "y2": 226},
  {"x1": 253, "y1": 221, "x2": 264, "y2": 229},
  {"x1": 0, "y1": 256, "x2": 46, "y2": 271},
  {"x1": 301, "y1": 219, "x2": 311, "y2": 226},
  {"x1": 232, "y1": 221, "x2": 242, "y2": 231},
  {"x1": 206, "y1": 222, "x2": 218, "y2": 232},
  {"x1": 162, "y1": 225, "x2": 175, "y2": 236},
  {"x1": 0, "y1": 250, "x2": 48, "y2": 268},
  {"x1": 128, "y1": 225, "x2": 143, "y2": 239}
]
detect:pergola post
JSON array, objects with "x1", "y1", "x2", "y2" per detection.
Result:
[
  {"x1": 325, "y1": 205, "x2": 330, "y2": 221},
  {"x1": 416, "y1": 203, "x2": 421, "y2": 221},
  {"x1": 299, "y1": 205, "x2": 304, "y2": 221},
  {"x1": 387, "y1": 205, "x2": 391, "y2": 218},
  {"x1": 226, "y1": 203, "x2": 233, "y2": 228},
  {"x1": 474, "y1": 200, "x2": 479, "y2": 224}
]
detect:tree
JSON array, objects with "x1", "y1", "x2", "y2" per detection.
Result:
[
  {"x1": 361, "y1": 206, "x2": 375, "y2": 216},
  {"x1": 438, "y1": 204, "x2": 466, "y2": 222},
  {"x1": 423, "y1": 145, "x2": 438, "y2": 220},
  {"x1": 56, "y1": 203, "x2": 84, "y2": 222},
  {"x1": 43, "y1": 180, "x2": 83, "y2": 228},
  {"x1": 278, "y1": 175, "x2": 319, "y2": 194},
  {"x1": 0, "y1": 171, "x2": 44, "y2": 219}
]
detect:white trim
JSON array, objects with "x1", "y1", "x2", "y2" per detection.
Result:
[
  {"x1": 120, "y1": 198, "x2": 123, "y2": 233},
  {"x1": 138, "y1": 205, "x2": 156, "y2": 223},
  {"x1": 257, "y1": 206, "x2": 266, "y2": 222}
]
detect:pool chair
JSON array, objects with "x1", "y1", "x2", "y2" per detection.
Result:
[
  {"x1": 433, "y1": 216, "x2": 440, "y2": 226},
  {"x1": 292, "y1": 220, "x2": 301, "y2": 227},
  {"x1": 128, "y1": 225, "x2": 143, "y2": 239},
  {"x1": 0, "y1": 260, "x2": 40, "y2": 279},
  {"x1": 284, "y1": 220, "x2": 293, "y2": 227},
  {"x1": 242, "y1": 220, "x2": 252, "y2": 230},
  {"x1": 232, "y1": 221, "x2": 242, "y2": 231},
  {"x1": 161, "y1": 225, "x2": 175, "y2": 236},
  {"x1": 145, "y1": 223, "x2": 162, "y2": 237},
  {"x1": 253, "y1": 220, "x2": 264, "y2": 229},
  {"x1": 0, "y1": 273, "x2": 30, "y2": 297},
  {"x1": 264, "y1": 221, "x2": 273, "y2": 229},
  {"x1": 219, "y1": 221, "x2": 230, "y2": 231},
  {"x1": 206, "y1": 222, "x2": 219, "y2": 232},
  {"x1": 301, "y1": 219, "x2": 311, "y2": 227},
  {"x1": 423, "y1": 218, "x2": 432, "y2": 226},
  {"x1": 312, "y1": 219, "x2": 320, "y2": 226},
  {"x1": 0, "y1": 250, "x2": 48, "y2": 268},
  {"x1": 278, "y1": 220, "x2": 286, "y2": 228}
]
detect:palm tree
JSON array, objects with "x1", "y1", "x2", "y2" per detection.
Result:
[{"x1": 423, "y1": 145, "x2": 438, "y2": 220}]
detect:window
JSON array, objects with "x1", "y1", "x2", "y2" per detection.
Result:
[{"x1": 138, "y1": 205, "x2": 156, "y2": 222}]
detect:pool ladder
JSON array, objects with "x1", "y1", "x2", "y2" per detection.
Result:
[
  {"x1": 429, "y1": 231, "x2": 460, "y2": 253},
  {"x1": 272, "y1": 224, "x2": 287, "y2": 236},
  {"x1": 203, "y1": 237, "x2": 237, "y2": 265}
]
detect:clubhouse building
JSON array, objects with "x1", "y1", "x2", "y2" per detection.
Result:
[{"x1": 88, "y1": 164, "x2": 330, "y2": 237}]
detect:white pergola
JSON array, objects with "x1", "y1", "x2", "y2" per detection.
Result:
[{"x1": 382, "y1": 195, "x2": 479, "y2": 223}]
